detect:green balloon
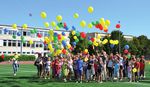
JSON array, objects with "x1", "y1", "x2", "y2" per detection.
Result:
[
  {"x1": 80, "y1": 37, "x2": 84, "y2": 40},
  {"x1": 92, "y1": 22, "x2": 95, "y2": 26},
  {"x1": 96, "y1": 21, "x2": 99, "y2": 24},
  {"x1": 127, "y1": 54, "x2": 131, "y2": 59},
  {"x1": 76, "y1": 32, "x2": 80, "y2": 36},
  {"x1": 30, "y1": 30, "x2": 34, "y2": 34},
  {"x1": 12, "y1": 35, "x2": 16, "y2": 39},
  {"x1": 21, "y1": 36, "x2": 24, "y2": 40},
  {"x1": 22, "y1": 39, "x2": 26, "y2": 43},
  {"x1": 88, "y1": 41, "x2": 93, "y2": 45},
  {"x1": 75, "y1": 39, "x2": 79, "y2": 43},
  {"x1": 34, "y1": 28, "x2": 38, "y2": 33},
  {"x1": 53, "y1": 36, "x2": 58, "y2": 43}
]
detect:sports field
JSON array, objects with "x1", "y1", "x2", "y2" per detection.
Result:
[{"x1": 0, "y1": 62, "x2": 150, "y2": 87}]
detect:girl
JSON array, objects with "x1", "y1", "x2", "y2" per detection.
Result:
[
  {"x1": 97, "y1": 57, "x2": 103, "y2": 83},
  {"x1": 128, "y1": 59, "x2": 132, "y2": 82},
  {"x1": 67, "y1": 56, "x2": 73, "y2": 81},
  {"x1": 62, "y1": 58, "x2": 69, "y2": 82},
  {"x1": 45, "y1": 57, "x2": 51, "y2": 79},
  {"x1": 107, "y1": 54, "x2": 114, "y2": 81},
  {"x1": 11, "y1": 56, "x2": 19, "y2": 76},
  {"x1": 113, "y1": 59, "x2": 120, "y2": 82}
]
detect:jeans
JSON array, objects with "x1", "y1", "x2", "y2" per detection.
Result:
[{"x1": 13, "y1": 64, "x2": 18, "y2": 74}]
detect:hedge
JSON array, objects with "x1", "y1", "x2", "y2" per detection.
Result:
[{"x1": 0, "y1": 55, "x2": 36, "y2": 62}]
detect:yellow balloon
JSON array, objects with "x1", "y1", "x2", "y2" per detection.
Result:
[
  {"x1": 73, "y1": 36, "x2": 77, "y2": 40},
  {"x1": 84, "y1": 57, "x2": 88, "y2": 62},
  {"x1": 29, "y1": 40, "x2": 33, "y2": 45},
  {"x1": 72, "y1": 31, "x2": 76, "y2": 35},
  {"x1": 73, "y1": 13, "x2": 79, "y2": 18},
  {"x1": 40, "y1": 11, "x2": 47, "y2": 19},
  {"x1": 88, "y1": 23, "x2": 93, "y2": 28},
  {"x1": 97, "y1": 34, "x2": 101, "y2": 39},
  {"x1": 15, "y1": 54, "x2": 19, "y2": 59},
  {"x1": 105, "y1": 20, "x2": 110, "y2": 26},
  {"x1": 56, "y1": 15, "x2": 63, "y2": 22},
  {"x1": 50, "y1": 48, "x2": 54, "y2": 52},
  {"x1": 44, "y1": 22, "x2": 50, "y2": 28},
  {"x1": 132, "y1": 68, "x2": 137, "y2": 73},
  {"x1": 80, "y1": 20, "x2": 86, "y2": 28},
  {"x1": 61, "y1": 36, "x2": 65, "y2": 41},
  {"x1": 56, "y1": 26, "x2": 60, "y2": 30},
  {"x1": 22, "y1": 24, "x2": 28, "y2": 29},
  {"x1": 49, "y1": 30, "x2": 54, "y2": 35},
  {"x1": 48, "y1": 44, "x2": 53, "y2": 49},
  {"x1": 88, "y1": 6, "x2": 94, "y2": 13},
  {"x1": 100, "y1": 18, "x2": 105, "y2": 27},
  {"x1": 84, "y1": 49, "x2": 88, "y2": 53},
  {"x1": 51, "y1": 21, "x2": 56, "y2": 27},
  {"x1": 103, "y1": 25, "x2": 108, "y2": 30},
  {"x1": 109, "y1": 40, "x2": 113, "y2": 44},
  {"x1": 12, "y1": 24, "x2": 17, "y2": 29},
  {"x1": 67, "y1": 44, "x2": 71, "y2": 48}
]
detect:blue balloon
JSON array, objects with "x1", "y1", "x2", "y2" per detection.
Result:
[
  {"x1": 110, "y1": 44, "x2": 114, "y2": 48},
  {"x1": 88, "y1": 36, "x2": 91, "y2": 40},
  {"x1": 62, "y1": 32, "x2": 66, "y2": 36},
  {"x1": 125, "y1": 45, "x2": 129, "y2": 50},
  {"x1": 4, "y1": 28, "x2": 9, "y2": 33},
  {"x1": 62, "y1": 40, "x2": 66, "y2": 47},
  {"x1": 72, "y1": 26, "x2": 76, "y2": 30},
  {"x1": 72, "y1": 42, "x2": 76, "y2": 46},
  {"x1": 54, "y1": 32, "x2": 58, "y2": 36},
  {"x1": 64, "y1": 26, "x2": 69, "y2": 31},
  {"x1": 17, "y1": 32, "x2": 21, "y2": 36}
]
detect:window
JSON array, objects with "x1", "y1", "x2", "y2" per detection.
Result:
[
  {"x1": 8, "y1": 52, "x2": 11, "y2": 54},
  {"x1": 36, "y1": 42, "x2": 39, "y2": 47},
  {"x1": 8, "y1": 30, "x2": 13, "y2": 35},
  {"x1": 8, "y1": 40, "x2": 11, "y2": 46},
  {"x1": 31, "y1": 44, "x2": 35, "y2": 48},
  {"x1": 26, "y1": 32, "x2": 30, "y2": 36},
  {"x1": 13, "y1": 52, "x2": 16, "y2": 54},
  {"x1": 23, "y1": 42, "x2": 26, "y2": 47},
  {"x1": 12, "y1": 40, "x2": 16, "y2": 46},
  {"x1": 40, "y1": 43, "x2": 43, "y2": 47},
  {"x1": 3, "y1": 40, "x2": 7, "y2": 46},
  {"x1": 0, "y1": 52, "x2": 1, "y2": 54},
  {"x1": 27, "y1": 41, "x2": 30, "y2": 47},
  {"x1": 13, "y1": 31, "x2": 17, "y2": 35},
  {"x1": 0, "y1": 30, "x2": 2, "y2": 34},
  {"x1": 23, "y1": 52, "x2": 26, "y2": 54},
  {"x1": 3, "y1": 52, "x2": 6, "y2": 54},
  {"x1": 18, "y1": 41, "x2": 21, "y2": 47},
  {"x1": 27, "y1": 52, "x2": 30, "y2": 54},
  {"x1": 18, "y1": 52, "x2": 20, "y2": 54},
  {"x1": 23, "y1": 31, "x2": 27, "y2": 36}
]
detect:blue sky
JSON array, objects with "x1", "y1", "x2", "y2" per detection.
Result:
[{"x1": 0, "y1": 0, "x2": 150, "y2": 38}]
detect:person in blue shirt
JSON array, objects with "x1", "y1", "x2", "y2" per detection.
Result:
[
  {"x1": 113, "y1": 59, "x2": 120, "y2": 82},
  {"x1": 76, "y1": 55, "x2": 83, "y2": 83}
]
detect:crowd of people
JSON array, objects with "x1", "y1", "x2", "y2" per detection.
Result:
[{"x1": 34, "y1": 50, "x2": 146, "y2": 83}]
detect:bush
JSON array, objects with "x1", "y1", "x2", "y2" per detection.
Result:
[{"x1": 0, "y1": 55, "x2": 36, "y2": 62}]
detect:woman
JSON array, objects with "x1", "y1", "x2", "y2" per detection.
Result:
[
  {"x1": 11, "y1": 55, "x2": 19, "y2": 76},
  {"x1": 107, "y1": 53, "x2": 114, "y2": 81}
]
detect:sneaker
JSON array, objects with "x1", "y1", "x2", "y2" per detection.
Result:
[
  {"x1": 48, "y1": 78, "x2": 50, "y2": 79},
  {"x1": 76, "y1": 81, "x2": 78, "y2": 83},
  {"x1": 45, "y1": 77, "x2": 47, "y2": 79},
  {"x1": 100, "y1": 81, "x2": 103, "y2": 83},
  {"x1": 80, "y1": 81, "x2": 82, "y2": 83},
  {"x1": 14, "y1": 74, "x2": 16, "y2": 76}
]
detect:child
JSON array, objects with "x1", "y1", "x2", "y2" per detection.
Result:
[
  {"x1": 62, "y1": 58, "x2": 69, "y2": 82},
  {"x1": 113, "y1": 59, "x2": 120, "y2": 82},
  {"x1": 128, "y1": 60, "x2": 132, "y2": 82},
  {"x1": 67, "y1": 57, "x2": 73, "y2": 81},
  {"x1": 107, "y1": 54, "x2": 114, "y2": 81},
  {"x1": 45, "y1": 57, "x2": 51, "y2": 79},
  {"x1": 11, "y1": 57, "x2": 19, "y2": 76},
  {"x1": 76, "y1": 55, "x2": 83, "y2": 83},
  {"x1": 97, "y1": 57, "x2": 103, "y2": 83}
]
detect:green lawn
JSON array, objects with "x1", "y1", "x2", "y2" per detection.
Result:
[{"x1": 0, "y1": 63, "x2": 150, "y2": 87}]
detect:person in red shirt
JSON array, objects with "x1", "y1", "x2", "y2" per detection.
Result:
[
  {"x1": 134, "y1": 58, "x2": 140, "y2": 82},
  {"x1": 140, "y1": 56, "x2": 145, "y2": 80}
]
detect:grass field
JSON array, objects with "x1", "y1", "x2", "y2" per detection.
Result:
[{"x1": 0, "y1": 63, "x2": 150, "y2": 87}]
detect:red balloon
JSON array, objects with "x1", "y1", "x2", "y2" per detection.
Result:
[
  {"x1": 1, "y1": 54, "x2": 4, "y2": 59},
  {"x1": 37, "y1": 33, "x2": 42, "y2": 38},
  {"x1": 64, "y1": 22, "x2": 67, "y2": 28},
  {"x1": 57, "y1": 34, "x2": 61, "y2": 40},
  {"x1": 98, "y1": 24, "x2": 103, "y2": 30},
  {"x1": 44, "y1": 41, "x2": 47, "y2": 44},
  {"x1": 104, "y1": 29, "x2": 108, "y2": 33},
  {"x1": 116, "y1": 24, "x2": 121, "y2": 29},
  {"x1": 95, "y1": 24, "x2": 99, "y2": 29},
  {"x1": 70, "y1": 46, "x2": 73, "y2": 51},
  {"x1": 80, "y1": 32, "x2": 86, "y2": 38},
  {"x1": 91, "y1": 38, "x2": 95, "y2": 42},
  {"x1": 62, "y1": 49, "x2": 66, "y2": 54},
  {"x1": 124, "y1": 50, "x2": 128, "y2": 54}
]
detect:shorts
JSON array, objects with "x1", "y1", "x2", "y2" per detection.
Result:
[
  {"x1": 46, "y1": 67, "x2": 50, "y2": 72},
  {"x1": 120, "y1": 65, "x2": 123, "y2": 70},
  {"x1": 77, "y1": 70, "x2": 83, "y2": 76}
]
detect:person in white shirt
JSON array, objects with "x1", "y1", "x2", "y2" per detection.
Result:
[{"x1": 45, "y1": 57, "x2": 51, "y2": 79}]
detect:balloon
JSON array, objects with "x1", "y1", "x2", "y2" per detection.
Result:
[
  {"x1": 62, "y1": 40, "x2": 67, "y2": 47},
  {"x1": 88, "y1": 6, "x2": 94, "y2": 13},
  {"x1": 12, "y1": 35, "x2": 16, "y2": 39},
  {"x1": 56, "y1": 15, "x2": 63, "y2": 22},
  {"x1": 76, "y1": 31, "x2": 80, "y2": 36},
  {"x1": 62, "y1": 32, "x2": 66, "y2": 36},
  {"x1": 51, "y1": 21, "x2": 56, "y2": 27},
  {"x1": 97, "y1": 34, "x2": 101, "y2": 39},
  {"x1": 88, "y1": 36, "x2": 91, "y2": 40},
  {"x1": 88, "y1": 41, "x2": 93, "y2": 45},
  {"x1": 44, "y1": 22, "x2": 50, "y2": 28},
  {"x1": 12, "y1": 24, "x2": 17, "y2": 29},
  {"x1": 100, "y1": 18, "x2": 105, "y2": 26},
  {"x1": 72, "y1": 42, "x2": 76, "y2": 46},
  {"x1": 80, "y1": 20, "x2": 86, "y2": 28},
  {"x1": 57, "y1": 34, "x2": 62, "y2": 40},
  {"x1": 40, "y1": 11, "x2": 47, "y2": 19},
  {"x1": 132, "y1": 68, "x2": 137, "y2": 73},
  {"x1": 72, "y1": 26, "x2": 76, "y2": 30},
  {"x1": 1, "y1": 54, "x2": 4, "y2": 59},
  {"x1": 116, "y1": 24, "x2": 121, "y2": 29},
  {"x1": 49, "y1": 30, "x2": 54, "y2": 35},
  {"x1": 80, "y1": 32, "x2": 86, "y2": 38},
  {"x1": 17, "y1": 32, "x2": 21, "y2": 36},
  {"x1": 105, "y1": 20, "x2": 110, "y2": 26},
  {"x1": 98, "y1": 24, "x2": 103, "y2": 30},
  {"x1": 88, "y1": 23, "x2": 93, "y2": 28},
  {"x1": 73, "y1": 13, "x2": 79, "y2": 18},
  {"x1": 92, "y1": 22, "x2": 96, "y2": 26},
  {"x1": 22, "y1": 24, "x2": 28, "y2": 29},
  {"x1": 37, "y1": 33, "x2": 42, "y2": 38},
  {"x1": 72, "y1": 31, "x2": 76, "y2": 35},
  {"x1": 75, "y1": 39, "x2": 79, "y2": 43},
  {"x1": 4, "y1": 28, "x2": 9, "y2": 33},
  {"x1": 33, "y1": 28, "x2": 38, "y2": 33},
  {"x1": 54, "y1": 32, "x2": 58, "y2": 36},
  {"x1": 125, "y1": 45, "x2": 130, "y2": 50},
  {"x1": 56, "y1": 26, "x2": 60, "y2": 30},
  {"x1": 124, "y1": 50, "x2": 128, "y2": 54},
  {"x1": 110, "y1": 44, "x2": 114, "y2": 48},
  {"x1": 91, "y1": 38, "x2": 95, "y2": 42},
  {"x1": 62, "y1": 49, "x2": 67, "y2": 54},
  {"x1": 29, "y1": 40, "x2": 33, "y2": 45},
  {"x1": 64, "y1": 26, "x2": 69, "y2": 31},
  {"x1": 104, "y1": 29, "x2": 108, "y2": 33},
  {"x1": 84, "y1": 57, "x2": 88, "y2": 62},
  {"x1": 64, "y1": 22, "x2": 67, "y2": 28},
  {"x1": 73, "y1": 36, "x2": 77, "y2": 40}
]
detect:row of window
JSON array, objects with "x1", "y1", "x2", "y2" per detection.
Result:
[
  {"x1": 0, "y1": 51, "x2": 32, "y2": 54},
  {"x1": 0, "y1": 29, "x2": 50, "y2": 37},
  {"x1": 3, "y1": 40, "x2": 43, "y2": 48}
]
